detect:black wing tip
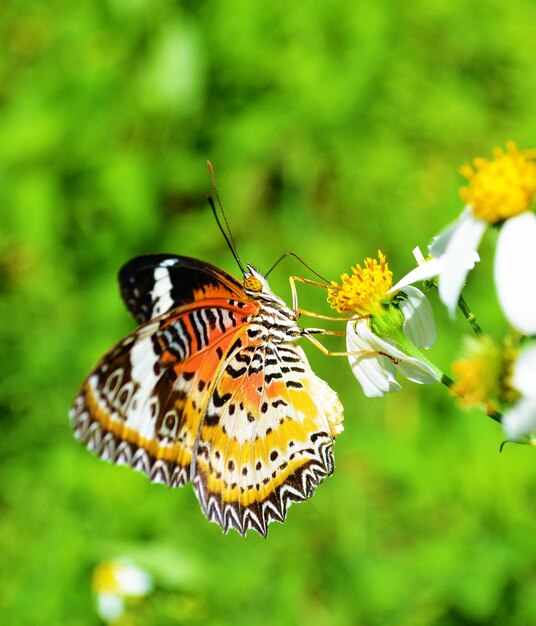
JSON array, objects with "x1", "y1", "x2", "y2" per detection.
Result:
[{"x1": 118, "y1": 254, "x2": 182, "y2": 279}]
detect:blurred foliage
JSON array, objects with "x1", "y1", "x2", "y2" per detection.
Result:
[{"x1": 1, "y1": 0, "x2": 536, "y2": 624}]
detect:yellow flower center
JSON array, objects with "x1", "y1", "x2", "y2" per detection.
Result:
[
  {"x1": 450, "y1": 336, "x2": 519, "y2": 412},
  {"x1": 92, "y1": 562, "x2": 122, "y2": 594},
  {"x1": 327, "y1": 250, "x2": 392, "y2": 315},
  {"x1": 459, "y1": 141, "x2": 536, "y2": 224}
]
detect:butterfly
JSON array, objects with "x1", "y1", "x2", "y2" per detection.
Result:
[{"x1": 70, "y1": 252, "x2": 344, "y2": 536}]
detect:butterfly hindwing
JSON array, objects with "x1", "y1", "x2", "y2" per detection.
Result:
[
  {"x1": 193, "y1": 342, "x2": 344, "y2": 536},
  {"x1": 119, "y1": 255, "x2": 245, "y2": 324}
]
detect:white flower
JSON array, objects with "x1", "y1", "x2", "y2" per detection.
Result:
[
  {"x1": 502, "y1": 344, "x2": 536, "y2": 440},
  {"x1": 347, "y1": 286, "x2": 440, "y2": 398},
  {"x1": 389, "y1": 216, "x2": 483, "y2": 317},
  {"x1": 388, "y1": 246, "x2": 444, "y2": 292},
  {"x1": 494, "y1": 212, "x2": 536, "y2": 335},
  {"x1": 429, "y1": 208, "x2": 485, "y2": 316},
  {"x1": 392, "y1": 143, "x2": 536, "y2": 324},
  {"x1": 92, "y1": 559, "x2": 153, "y2": 622},
  {"x1": 97, "y1": 594, "x2": 125, "y2": 622}
]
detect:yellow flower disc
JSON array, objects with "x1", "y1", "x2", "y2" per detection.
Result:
[
  {"x1": 451, "y1": 335, "x2": 519, "y2": 412},
  {"x1": 459, "y1": 141, "x2": 536, "y2": 224},
  {"x1": 92, "y1": 562, "x2": 122, "y2": 594},
  {"x1": 327, "y1": 250, "x2": 393, "y2": 315}
]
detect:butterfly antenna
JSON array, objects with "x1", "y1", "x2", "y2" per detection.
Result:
[
  {"x1": 206, "y1": 161, "x2": 246, "y2": 275},
  {"x1": 265, "y1": 252, "x2": 331, "y2": 284}
]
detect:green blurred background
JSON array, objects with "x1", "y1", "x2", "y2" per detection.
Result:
[{"x1": 2, "y1": 0, "x2": 536, "y2": 624}]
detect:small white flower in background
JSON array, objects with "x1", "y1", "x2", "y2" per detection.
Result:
[
  {"x1": 502, "y1": 344, "x2": 536, "y2": 440},
  {"x1": 92, "y1": 559, "x2": 153, "y2": 622},
  {"x1": 327, "y1": 251, "x2": 441, "y2": 398},
  {"x1": 392, "y1": 142, "x2": 536, "y2": 327}
]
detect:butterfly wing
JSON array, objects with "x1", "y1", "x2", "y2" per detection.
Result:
[
  {"x1": 72, "y1": 255, "x2": 344, "y2": 536},
  {"x1": 119, "y1": 254, "x2": 245, "y2": 323},
  {"x1": 71, "y1": 298, "x2": 257, "y2": 488},
  {"x1": 193, "y1": 341, "x2": 344, "y2": 536}
]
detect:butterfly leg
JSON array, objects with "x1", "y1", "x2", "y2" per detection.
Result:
[
  {"x1": 302, "y1": 328, "x2": 400, "y2": 363},
  {"x1": 288, "y1": 276, "x2": 365, "y2": 323}
]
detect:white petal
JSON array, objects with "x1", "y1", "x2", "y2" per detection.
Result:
[
  {"x1": 431, "y1": 208, "x2": 486, "y2": 317},
  {"x1": 115, "y1": 562, "x2": 153, "y2": 596},
  {"x1": 346, "y1": 321, "x2": 401, "y2": 397},
  {"x1": 512, "y1": 344, "x2": 536, "y2": 397},
  {"x1": 395, "y1": 355, "x2": 441, "y2": 385},
  {"x1": 503, "y1": 397, "x2": 536, "y2": 439},
  {"x1": 412, "y1": 246, "x2": 426, "y2": 264},
  {"x1": 346, "y1": 320, "x2": 439, "y2": 397},
  {"x1": 429, "y1": 208, "x2": 481, "y2": 264},
  {"x1": 97, "y1": 593, "x2": 125, "y2": 621},
  {"x1": 494, "y1": 212, "x2": 536, "y2": 335},
  {"x1": 388, "y1": 257, "x2": 443, "y2": 293},
  {"x1": 429, "y1": 212, "x2": 467, "y2": 256},
  {"x1": 357, "y1": 323, "x2": 440, "y2": 384},
  {"x1": 398, "y1": 286, "x2": 437, "y2": 349}
]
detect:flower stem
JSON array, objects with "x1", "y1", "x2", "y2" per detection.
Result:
[
  {"x1": 457, "y1": 294, "x2": 483, "y2": 335},
  {"x1": 395, "y1": 331, "x2": 502, "y2": 424}
]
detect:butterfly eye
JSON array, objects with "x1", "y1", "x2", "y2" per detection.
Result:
[{"x1": 243, "y1": 276, "x2": 263, "y2": 293}]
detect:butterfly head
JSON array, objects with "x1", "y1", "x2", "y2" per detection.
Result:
[
  {"x1": 243, "y1": 265, "x2": 270, "y2": 296},
  {"x1": 243, "y1": 264, "x2": 291, "y2": 314}
]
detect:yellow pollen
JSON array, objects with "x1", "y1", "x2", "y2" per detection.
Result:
[
  {"x1": 327, "y1": 250, "x2": 393, "y2": 315},
  {"x1": 459, "y1": 141, "x2": 536, "y2": 224}
]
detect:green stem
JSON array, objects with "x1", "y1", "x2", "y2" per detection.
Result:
[
  {"x1": 457, "y1": 293, "x2": 483, "y2": 335},
  {"x1": 425, "y1": 279, "x2": 483, "y2": 335},
  {"x1": 393, "y1": 330, "x2": 502, "y2": 424}
]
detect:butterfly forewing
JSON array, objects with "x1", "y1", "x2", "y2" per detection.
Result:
[
  {"x1": 71, "y1": 298, "x2": 257, "y2": 488},
  {"x1": 119, "y1": 255, "x2": 245, "y2": 324}
]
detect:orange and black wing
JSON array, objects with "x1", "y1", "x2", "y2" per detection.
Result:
[
  {"x1": 71, "y1": 297, "x2": 258, "y2": 489},
  {"x1": 72, "y1": 255, "x2": 256, "y2": 487},
  {"x1": 119, "y1": 254, "x2": 246, "y2": 323}
]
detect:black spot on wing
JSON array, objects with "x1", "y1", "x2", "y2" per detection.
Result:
[
  {"x1": 205, "y1": 412, "x2": 220, "y2": 426},
  {"x1": 212, "y1": 388, "x2": 232, "y2": 408},
  {"x1": 285, "y1": 380, "x2": 303, "y2": 389},
  {"x1": 204, "y1": 309, "x2": 217, "y2": 331},
  {"x1": 226, "y1": 363, "x2": 248, "y2": 378},
  {"x1": 265, "y1": 371, "x2": 283, "y2": 383}
]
